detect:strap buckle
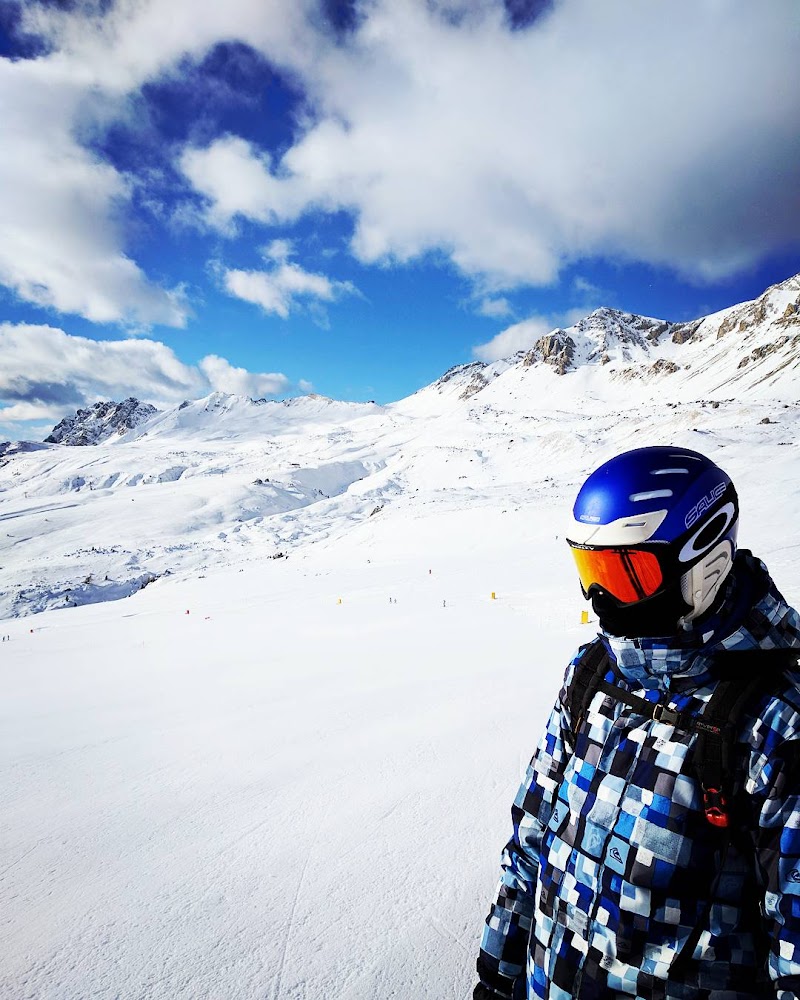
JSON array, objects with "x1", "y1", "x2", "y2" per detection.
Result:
[{"x1": 651, "y1": 703, "x2": 680, "y2": 725}]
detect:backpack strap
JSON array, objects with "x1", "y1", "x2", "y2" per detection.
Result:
[
  {"x1": 671, "y1": 646, "x2": 799, "y2": 976},
  {"x1": 566, "y1": 639, "x2": 718, "y2": 744},
  {"x1": 566, "y1": 641, "x2": 800, "y2": 828},
  {"x1": 566, "y1": 638, "x2": 612, "y2": 746},
  {"x1": 692, "y1": 647, "x2": 800, "y2": 828}
]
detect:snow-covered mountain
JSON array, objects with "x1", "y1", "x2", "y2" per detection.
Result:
[
  {"x1": 1, "y1": 273, "x2": 798, "y2": 619},
  {"x1": 417, "y1": 272, "x2": 800, "y2": 410}
]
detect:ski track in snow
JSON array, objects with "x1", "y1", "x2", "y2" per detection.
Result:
[{"x1": 271, "y1": 827, "x2": 315, "y2": 1000}]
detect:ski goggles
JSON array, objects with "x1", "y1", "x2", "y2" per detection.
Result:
[{"x1": 569, "y1": 544, "x2": 665, "y2": 604}]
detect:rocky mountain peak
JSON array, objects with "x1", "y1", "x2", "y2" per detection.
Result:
[
  {"x1": 715, "y1": 273, "x2": 800, "y2": 340},
  {"x1": 44, "y1": 398, "x2": 159, "y2": 446},
  {"x1": 577, "y1": 307, "x2": 672, "y2": 348},
  {"x1": 522, "y1": 330, "x2": 576, "y2": 375}
]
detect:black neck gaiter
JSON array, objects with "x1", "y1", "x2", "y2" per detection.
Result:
[{"x1": 591, "y1": 582, "x2": 693, "y2": 640}]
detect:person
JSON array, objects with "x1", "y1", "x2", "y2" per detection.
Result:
[{"x1": 475, "y1": 446, "x2": 800, "y2": 999}]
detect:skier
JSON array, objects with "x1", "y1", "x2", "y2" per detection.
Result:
[{"x1": 475, "y1": 446, "x2": 800, "y2": 999}]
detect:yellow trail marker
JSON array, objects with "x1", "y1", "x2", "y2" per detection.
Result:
[
  {"x1": 580, "y1": 610, "x2": 589, "y2": 624},
  {"x1": 337, "y1": 598, "x2": 342, "y2": 605},
  {"x1": 491, "y1": 592, "x2": 496, "y2": 600}
]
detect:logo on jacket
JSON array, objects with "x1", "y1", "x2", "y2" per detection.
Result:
[
  {"x1": 610, "y1": 847, "x2": 623, "y2": 863},
  {"x1": 789, "y1": 869, "x2": 800, "y2": 883}
]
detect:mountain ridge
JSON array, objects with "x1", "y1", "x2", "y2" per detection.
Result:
[
  {"x1": 1, "y1": 270, "x2": 798, "y2": 620},
  {"x1": 425, "y1": 272, "x2": 800, "y2": 405},
  {"x1": 33, "y1": 270, "x2": 800, "y2": 447}
]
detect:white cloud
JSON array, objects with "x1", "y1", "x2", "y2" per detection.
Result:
[
  {"x1": 473, "y1": 316, "x2": 553, "y2": 363},
  {"x1": 264, "y1": 239, "x2": 293, "y2": 263},
  {"x1": 572, "y1": 277, "x2": 601, "y2": 297},
  {"x1": 476, "y1": 297, "x2": 514, "y2": 319},
  {"x1": 3, "y1": 0, "x2": 799, "y2": 331},
  {"x1": 180, "y1": 136, "x2": 310, "y2": 233},
  {"x1": 176, "y1": 0, "x2": 800, "y2": 287},
  {"x1": 223, "y1": 248, "x2": 357, "y2": 318},
  {"x1": 19, "y1": 0, "x2": 318, "y2": 95},
  {"x1": 0, "y1": 0, "x2": 321, "y2": 326},
  {"x1": 198, "y1": 355, "x2": 291, "y2": 397},
  {"x1": 0, "y1": 323, "x2": 301, "y2": 431},
  {"x1": 0, "y1": 401, "x2": 67, "y2": 423},
  {"x1": 0, "y1": 58, "x2": 188, "y2": 326}
]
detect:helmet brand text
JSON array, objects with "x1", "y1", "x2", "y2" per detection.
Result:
[{"x1": 685, "y1": 482, "x2": 726, "y2": 528}]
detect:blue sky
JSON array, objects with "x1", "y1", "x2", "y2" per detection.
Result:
[{"x1": 1, "y1": 0, "x2": 799, "y2": 441}]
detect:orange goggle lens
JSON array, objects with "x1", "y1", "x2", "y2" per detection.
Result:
[{"x1": 570, "y1": 546, "x2": 664, "y2": 604}]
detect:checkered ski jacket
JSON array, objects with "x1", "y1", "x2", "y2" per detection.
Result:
[{"x1": 476, "y1": 551, "x2": 800, "y2": 1000}]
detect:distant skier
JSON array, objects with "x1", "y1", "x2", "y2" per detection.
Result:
[{"x1": 475, "y1": 446, "x2": 800, "y2": 999}]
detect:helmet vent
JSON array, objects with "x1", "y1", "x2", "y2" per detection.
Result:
[
  {"x1": 651, "y1": 468, "x2": 690, "y2": 475},
  {"x1": 629, "y1": 490, "x2": 673, "y2": 502}
]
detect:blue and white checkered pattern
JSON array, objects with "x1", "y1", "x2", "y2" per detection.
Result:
[{"x1": 477, "y1": 552, "x2": 800, "y2": 999}]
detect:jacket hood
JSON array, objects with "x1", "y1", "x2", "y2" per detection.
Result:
[{"x1": 604, "y1": 550, "x2": 800, "y2": 692}]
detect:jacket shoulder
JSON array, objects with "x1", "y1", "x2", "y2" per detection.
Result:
[
  {"x1": 743, "y1": 665, "x2": 800, "y2": 789},
  {"x1": 562, "y1": 637, "x2": 607, "y2": 683}
]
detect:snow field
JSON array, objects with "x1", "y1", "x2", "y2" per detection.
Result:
[{"x1": 1, "y1": 503, "x2": 584, "y2": 999}]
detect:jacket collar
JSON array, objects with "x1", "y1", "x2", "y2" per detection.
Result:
[{"x1": 602, "y1": 550, "x2": 800, "y2": 692}]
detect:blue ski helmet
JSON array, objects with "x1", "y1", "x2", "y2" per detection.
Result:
[{"x1": 566, "y1": 446, "x2": 738, "y2": 621}]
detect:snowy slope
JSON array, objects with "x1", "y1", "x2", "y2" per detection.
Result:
[
  {"x1": 0, "y1": 274, "x2": 799, "y2": 620},
  {"x1": 0, "y1": 393, "x2": 399, "y2": 617},
  {"x1": 1, "y1": 275, "x2": 799, "y2": 1000}
]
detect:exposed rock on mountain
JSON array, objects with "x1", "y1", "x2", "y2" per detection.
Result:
[
  {"x1": 44, "y1": 398, "x2": 159, "y2": 446},
  {"x1": 523, "y1": 331, "x2": 576, "y2": 374}
]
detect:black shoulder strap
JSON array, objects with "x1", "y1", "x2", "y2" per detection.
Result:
[
  {"x1": 566, "y1": 638, "x2": 697, "y2": 742},
  {"x1": 693, "y1": 647, "x2": 800, "y2": 827},
  {"x1": 565, "y1": 639, "x2": 800, "y2": 821},
  {"x1": 566, "y1": 638, "x2": 611, "y2": 746},
  {"x1": 672, "y1": 647, "x2": 799, "y2": 975}
]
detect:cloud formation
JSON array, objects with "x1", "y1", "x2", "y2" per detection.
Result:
[
  {"x1": 476, "y1": 297, "x2": 514, "y2": 319},
  {"x1": 1, "y1": 0, "x2": 320, "y2": 327},
  {"x1": 2, "y1": 0, "x2": 799, "y2": 332},
  {"x1": 197, "y1": 354, "x2": 292, "y2": 397},
  {"x1": 181, "y1": 137, "x2": 308, "y2": 233},
  {"x1": 0, "y1": 57, "x2": 188, "y2": 326},
  {"x1": 222, "y1": 241, "x2": 357, "y2": 318},
  {"x1": 179, "y1": 0, "x2": 800, "y2": 288},
  {"x1": 0, "y1": 323, "x2": 303, "y2": 430}
]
